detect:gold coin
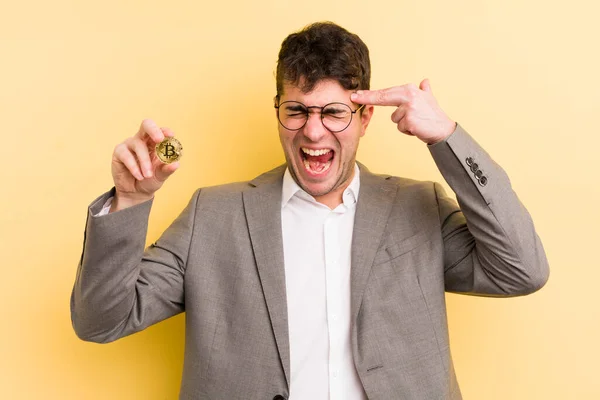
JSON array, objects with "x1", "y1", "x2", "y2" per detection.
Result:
[{"x1": 155, "y1": 137, "x2": 183, "y2": 164}]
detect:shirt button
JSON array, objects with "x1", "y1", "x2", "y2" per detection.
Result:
[
  {"x1": 331, "y1": 314, "x2": 338, "y2": 321},
  {"x1": 332, "y1": 370, "x2": 339, "y2": 378}
]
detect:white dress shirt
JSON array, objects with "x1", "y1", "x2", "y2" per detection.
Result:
[
  {"x1": 281, "y1": 164, "x2": 366, "y2": 400},
  {"x1": 97, "y1": 164, "x2": 367, "y2": 399}
]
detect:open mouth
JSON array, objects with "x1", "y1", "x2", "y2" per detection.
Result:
[{"x1": 300, "y1": 147, "x2": 334, "y2": 175}]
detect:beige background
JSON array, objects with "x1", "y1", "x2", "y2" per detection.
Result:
[{"x1": 2, "y1": 0, "x2": 599, "y2": 398}]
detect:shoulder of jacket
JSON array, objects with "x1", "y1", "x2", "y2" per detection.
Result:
[{"x1": 191, "y1": 180, "x2": 250, "y2": 206}]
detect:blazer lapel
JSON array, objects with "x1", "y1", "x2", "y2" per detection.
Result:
[
  {"x1": 351, "y1": 163, "x2": 398, "y2": 324},
  {"x1": 242, "y1": 162, "x2": 398, "y2": 387},
  {"x1": 242, "y1": 165, "x2": 291, "y2": 388}
]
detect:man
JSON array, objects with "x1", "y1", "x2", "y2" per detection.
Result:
[{"x1": 71, "y1": 22, "x2": 549, "y2": 399}]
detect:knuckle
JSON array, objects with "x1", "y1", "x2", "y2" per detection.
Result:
[
  {"x1": 114, "y1": 142, "x2": 127, "y2": 155},
  {"x1": 124, "y1": 158, "x2": 139, "y2": 170},
  {"x1": 138, "y1": 149, "x2": 150, "y2": 160},
  {"x1": 131, "y1": 137, "x2": 144, "y2": 149}
]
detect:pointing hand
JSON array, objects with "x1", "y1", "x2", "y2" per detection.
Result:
[{"x1": 351, "y1": 79, "x2": 456, "y2": 145}]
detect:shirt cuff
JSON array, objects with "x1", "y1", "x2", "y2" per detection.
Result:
[{"x1": 95, "y1": 196, "x2": 113, "y2": 217}]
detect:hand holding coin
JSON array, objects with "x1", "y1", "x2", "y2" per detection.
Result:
[{"x1": 110, "y1": 119, "x2": 181, "y2": 212}]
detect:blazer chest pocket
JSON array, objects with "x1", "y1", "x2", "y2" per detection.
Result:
[{"x1": 373, "y1": 230, "x2": 433, "y2": 267}]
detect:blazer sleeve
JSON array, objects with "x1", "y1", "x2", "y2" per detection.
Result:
[
  {"x1": 428, "y1": 124, "x2": 549, "y2": 296},
  {"x1": 70, "y1": 188, "x2": 201, "y2": 343}
]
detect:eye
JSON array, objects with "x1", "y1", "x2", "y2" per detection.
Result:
[
  {"x1": 323, "y1": 106, "x2": 350, "y2": 119},
  {"x1": 286, "y1": 112, "x2": 306, "y2": 118},
  {"x1": 284, "y1": 105, "x2": 307, "y2": 117}
]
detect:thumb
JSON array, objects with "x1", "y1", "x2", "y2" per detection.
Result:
[
  {"x1": 419, "y1": 78, "x2": 432, "y2": 93},
  {"x1": 155, "y1": 161, "x2": 180, "y2": 182}
]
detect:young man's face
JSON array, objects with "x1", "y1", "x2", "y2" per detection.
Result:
[{"x1": 277, "y1": 79, "x2": 374, "y2": 200}]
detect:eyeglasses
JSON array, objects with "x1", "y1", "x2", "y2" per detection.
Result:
[{"x1": 274, "y1": 101, "x2": 365, "y2": 133}]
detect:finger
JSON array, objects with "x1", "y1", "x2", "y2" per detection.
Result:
[
  {"x1": 155, "y1": 161, "x2": 179, "y2": 182},
  {"x1": 397, "y1": 121, "x2": 414, "y2": 136},
  {"x1": 114, "y1": 144, "x2": 144, "y2": 181},
  {"x1": 390, "y1": 105, "x2": 406, "y2": 124},
  {"x1": 136, "y1": 119, "x2": 165, "y2": 143},
  {"x1": 161, "y1": 127, "x2": 175, "y2": 138},
  {"x1": 126, "y1": 137, "x2": 153, "y2": 178},
  {"x1": 351, "y1": 86, "x2": 412, "y2": 106},
  {"x1": 419, "y1": 78, "x2": 432, "y2": 93}
]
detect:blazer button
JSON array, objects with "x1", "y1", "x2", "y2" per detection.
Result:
[
  {"x1": 470, "y1": 163, "x2": 479, "y2": 173},
  {"x1": 466, "y1": 157, "x2": 473, "y2": 166},
  {"x1": 273, "y1": 395, "x2": 286, "y2": 400},
  {"x1": 475, "y1": 170, "x2": 483, "y2": 179},
  {"x1": 479, "y1": 176, "x2": 488, "y2": 186}
]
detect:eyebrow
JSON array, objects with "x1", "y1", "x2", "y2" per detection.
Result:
[
  {"x1": 281, "y1": 102, "x2": 352, "y2": 111},
  {"x1": 323, "y1": 104, "x2": 348, "y2": 111},
  {"x1": 284, "y1": 104, "x2": 307, "y2": 111}
]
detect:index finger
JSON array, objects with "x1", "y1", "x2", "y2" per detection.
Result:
[
  {"x1": 350, "y1": 86, "x2": 411, "y2": 106},
  {"x1": 136, "y1": 119, "x2": 165, "y2": 143}
]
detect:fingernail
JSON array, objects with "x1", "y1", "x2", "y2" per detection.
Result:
[{"x1": 356, "y1": 90, "x2": 364, "y2": 95}]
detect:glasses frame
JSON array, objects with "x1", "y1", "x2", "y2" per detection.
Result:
[{"x1": 274, "y1": 101, "x2": 365, "y2": 133}]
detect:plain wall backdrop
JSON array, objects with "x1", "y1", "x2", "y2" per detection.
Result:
[{"x1": 2, "y1": 0, "x2": 599, "y2": 398}]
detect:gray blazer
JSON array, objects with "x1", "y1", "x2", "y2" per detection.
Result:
[{"x1": 70, "y1": 125, "x2": 549, "y2": 400}]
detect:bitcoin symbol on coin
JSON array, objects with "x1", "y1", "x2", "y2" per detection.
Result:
[
  {"x1": 163, "y1": 144, "x2": 175, "y2": 158},
  {"x1": 155, "y1": 137, "x2": 183, "y2": 164}
]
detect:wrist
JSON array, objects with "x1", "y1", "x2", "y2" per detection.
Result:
[
  {"x1": 110, "y1": 191, "x2": 154, "y2": 212},
  {"x1": 426, "y1": 121, "x2": 456, "y2": 145}
]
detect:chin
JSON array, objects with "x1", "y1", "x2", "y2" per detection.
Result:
[{"x1": 302, "y1": 182, "x2": 337, "y2": 198}]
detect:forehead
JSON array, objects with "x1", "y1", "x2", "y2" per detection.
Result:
[{"x1": 281, "y1": 79, "x2": 352, "y2": 105}]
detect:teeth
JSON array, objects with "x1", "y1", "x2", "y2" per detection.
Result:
[{"x1": 302, "y1": 148, "x2": 332, "y2": 156}]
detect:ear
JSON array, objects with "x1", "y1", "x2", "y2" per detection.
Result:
[
  {"x1": 359, "y1": 105, "x2": 375, "y2": 137},
  {"x1": 274, "y1": 96, "x2": 281, "y2": 121}
]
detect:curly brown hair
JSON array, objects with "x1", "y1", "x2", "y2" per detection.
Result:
[{"x1": 275, "y1": 22, "x2": 371, "y2": 100}]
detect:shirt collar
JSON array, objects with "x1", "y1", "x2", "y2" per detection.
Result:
[{"x1": 281, "y1": 163, "x2": 360, "y2": 209}]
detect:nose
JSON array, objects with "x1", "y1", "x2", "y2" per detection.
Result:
[{"x1": 303, "y1": 111, "x2": 328, "y2": 142}]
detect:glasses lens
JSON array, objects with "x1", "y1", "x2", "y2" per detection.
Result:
[
  {"x1": 322, "y1": 103, "x2": 352, "y2": 132},
  {"x1": 278, "y1": 101, "x2": 307, "y2": 130}
]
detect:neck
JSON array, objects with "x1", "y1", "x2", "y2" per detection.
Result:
[
  {"x1": 314, "y1": 189, "x2": 344, "y2": 209},
  {"x1": 313, "y1": 169, "x2": 355, "y2": 210}
]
